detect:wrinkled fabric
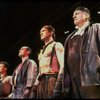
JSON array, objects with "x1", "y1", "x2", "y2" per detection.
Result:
[
  {"x1": 11, "y1": 59, "x2": 37, "y2": 99},
  {"x1": 63, "y1": 23, "x2": 100, "y2": 98},
  {"x1": 53, "y1": 73, "x2": 63, "y2": 98},
  {"x1": 37, "y1": 74, "x2": 57, "y2": 99}
]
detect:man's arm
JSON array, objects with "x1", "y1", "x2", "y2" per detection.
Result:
[
  {"x1": 53, "y1": 42, "x2": 64, "y2": 98},
  {"x1": 23, "y1": 60, "x2": 37, "y2": 97},
  {"x1": 55, "y1": 42, "x2": 64, "y2": 76}
]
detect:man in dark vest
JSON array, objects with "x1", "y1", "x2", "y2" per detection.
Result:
[
  {"x1": 8, "y1": 46, "x2": 37, "y2": 99},
  {"x1": 63, "y1": 6, "x2": 100, "y2": 99}
]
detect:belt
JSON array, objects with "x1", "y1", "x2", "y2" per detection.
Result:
[{"x1": 38, "y1": 73, "x2": 58, "y2": 80}]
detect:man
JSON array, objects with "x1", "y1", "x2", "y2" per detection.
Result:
[
  {"x1": 63, "y1": 6, "x2": 100, "y2": 99},
  {"x1": 0, "y1": 61, "x2": 12, "y2": 99},
  {"x1": 9, "y1": 46, "x2": 37, "y2": 99},
  {"x1": 34, "y1": 25, "x2": 64, "y2": 99}
]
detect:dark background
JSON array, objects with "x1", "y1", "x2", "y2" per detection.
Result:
[{"x1": 0, "y1": 1, "x2": 100, "y2": 75}]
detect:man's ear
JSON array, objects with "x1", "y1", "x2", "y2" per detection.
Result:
[
  {"x1": 84, "y1": 12, "x2": 90, "y2": 20},
  {"x1": 4, "y1": 67, "x2": 7, "y2": 71},
  {"x1": 27, "y1": 50, "x2": 31, "y2": 55}
]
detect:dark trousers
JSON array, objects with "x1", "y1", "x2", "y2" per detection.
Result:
[{"x1": 37, "y1": 74, "x2": 57, "y2": 99}]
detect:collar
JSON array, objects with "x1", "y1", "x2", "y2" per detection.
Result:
[
  {"x1": 73, "y1": 21, "x2": 90, "y2": 36},
  {"x1": 77, "y1": 21, "x2": 90, "y2": 31}
]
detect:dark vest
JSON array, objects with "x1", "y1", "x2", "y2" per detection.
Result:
[{"x1": 16, "y1": 59, "x2": 29, "y2": 85}]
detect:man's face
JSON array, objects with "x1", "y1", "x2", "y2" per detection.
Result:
[
  {"x1": 40, "y1": 27, "x2": 52, "y2": 41},
  {"x1": 73, "y1": 10, "x2": 88, "y2": 27},
  {"x1": 18, "y1": 47, "x2": 29, "y2": 57},
  {"x1": 0, "y1": 64, "x2": 7, "y2": 73}
]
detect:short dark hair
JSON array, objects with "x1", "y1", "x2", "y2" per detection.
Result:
[
  {"x1": 74, "y1": 6, "x2": 91, "y2": 20},
  {"x1": 42, "y1": 25, "x2": 56, "y2": 40},
  {"x1": 0, "y1": 61, "x2": 9, "y2": 68},
  {"x1": 26, "y1": 47, "x2": 32, "y2": 55}
]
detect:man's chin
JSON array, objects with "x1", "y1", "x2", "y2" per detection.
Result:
[
  {"x1": 41, "y1": 38, "x2": 43, "y2": 40},
  {"x1": 41, "y1": 39, "x2": 45, "y2": 41},
  {"x1": 18, "y1": 55, "x2": 22, "y2": 57}
]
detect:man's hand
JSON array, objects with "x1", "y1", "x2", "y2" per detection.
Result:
[
  {"x1": 53, "y1": 73, "x2": 62, "y2": 98},
  {"x1": 23, "y1": 88, "x2": 30, "y2": 98}
]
